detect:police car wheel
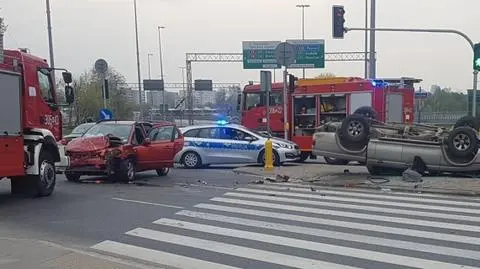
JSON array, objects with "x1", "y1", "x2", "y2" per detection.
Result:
[
  {"x1": 182, "y1": 152, "x2": 202, "y2": 169},
  {"x1": 259, "y1": 150, "x2": 281, "y2": 166}
]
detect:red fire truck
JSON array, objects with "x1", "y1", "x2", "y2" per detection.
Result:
[
  {"x1": 0, "y1": 30, "x2": 74, "y2": 196},
  {"x1": 240, "y1": 76, "x2": 420, "y2": 161}
]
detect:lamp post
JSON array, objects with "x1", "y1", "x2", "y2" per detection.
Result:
[
  {"x1": 133, "y1": 0, "x2": 143, "y2": 116},
  {"x1": 296, "y1": 4, "x2": 310, "y2": 79},
  {"x1": 158, "y1": 26, "x2": 166, "y2": 119},
  {"x1": 179, "y1": 66, "x2": 186, "y2": 126},
  {"x1": 147, "y1": 53, "x2": 153, "y2": 79},
  {"x1": 45, "y1": 0, "x2": 55, "y2": 85}
]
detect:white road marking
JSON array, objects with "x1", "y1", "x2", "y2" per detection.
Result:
[
  {"x1": 153, "y1": 218, "x2": 477, "y2": 269},
  {"x1": 112, "y1": 198, "x2": 184, "y2": 209},
  {"x1": 175, "y1": 210, "x2": 480, "y2": 260},
  {"x1": 195, "y1": 203, "x2": 480, "y2": 245},
  {"x1": 235, "y1": 187, "x2": 480, "y2": 215},
  {"x1": 92, "y1": 240, "x2": 241, "y2": 269},
  {"x1": 223, "y1": 192, "x2": 480, "y2": 222},
  {"x1": 126, "y1": 228, "x2": 362, "y2": 269},
  {"x1": 211, "y1": 197, "x2": 480, "y2": 233},
  {"x1": 249, "y1": 185, "x2": 480, "y2": 207}
]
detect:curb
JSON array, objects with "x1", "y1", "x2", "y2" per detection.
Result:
[{"x1": 234, "y1": 169, "x2": 480, "y2": 197}]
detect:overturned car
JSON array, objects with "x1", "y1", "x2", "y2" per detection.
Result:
[
  {"x1": 313, "y1": 107, "x2": 480, "y2": 175},
  {"x1": 64, "y1": 120, "x2": 184, "y2": 182}
]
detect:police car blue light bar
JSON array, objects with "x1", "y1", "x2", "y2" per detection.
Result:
[{"x1": 216, "y1": 120, "x2": 229, "y2": 125}]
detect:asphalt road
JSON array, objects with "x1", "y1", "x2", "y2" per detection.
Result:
[{"x1": 1, "y1": 165, "x2": 480, "y2": 269}]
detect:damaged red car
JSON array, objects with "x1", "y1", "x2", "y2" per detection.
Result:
[{"x1": 64, "y1": 120, "x2": 184, "y2": 182}]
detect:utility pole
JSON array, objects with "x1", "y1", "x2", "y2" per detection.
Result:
[
  {"x1": 364, "y1": 0, "x2": 369, "y2": 79},
  {"x1": 296, "y1": 4, "x2": 310, "y2": 79},
  {"x1": 158, "y1": 26, "x2": 166, "y2": 120},
  {"x1": 368, "y1": 0, "x2": 376, "y2": 79},
  {"x1": 147, "y1": 53, "x2": 153, "y2": 79},
  {"x1": 133, "y1": 0, "x2": 143, "y2": 117},
  {"x1": 45, "y1": 0, "x2": 55, "y2": 84}
]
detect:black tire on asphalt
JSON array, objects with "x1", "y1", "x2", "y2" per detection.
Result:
[
  {"x1": 65, "y1": 172, "x2": 81, "y2": 182},
  {"x1": 259, "y1": 150, "x2": 281, "y2": 166},
  {"x1": 324, "y1": 157, "x2": 350, "y2": 165},
  {"x1": 117, "y1": 158, "x2": 136, "y2": 182},
  {"x1": 33, "y1": 151, "x2": 56, "y2": 197},
  {"x1": 156, "y1": 167, "x2": 170, "y2": 176},
  {"x1": 340, "y1": 114, "x2": 370, "y2": 143},
  {"x1": 182, "y1": 151, "x2": 202, "y2": 169},
  {"x1": 297, "y1": 152, "x2": 310, "y2": 162},
  {"x1": 454, "y1": 115, "x2": 480, "y2": 130},
  {"x1": 445, "y1": 126, "x2": 478, "y2": 158},
  {"x1": 353, "y1": 106, "x2": 377, "y2": 120}
]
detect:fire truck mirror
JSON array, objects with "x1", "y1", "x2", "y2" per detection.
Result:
[
  {"x1": 62, "y1": 72, "x2": 73, "y2": 84},
  {"x1": 65, "y1": 85, "x2": 74, "y2": 104}
]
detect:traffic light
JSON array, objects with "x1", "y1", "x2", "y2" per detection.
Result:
[
  {"x1": 332, "y1": 5, "x2": 345, "y2": 39},
  {"x1": 474, "y1": 43, "x2": 480, "y2": 71},
  {"x1": 288, "y1": 74, "x2": 297, "y2": 93}
]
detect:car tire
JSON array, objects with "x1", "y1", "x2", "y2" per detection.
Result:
[
  {"x1": 353, "y1": 106, "x2": 377, "y2": 120},
  {"x1": 118, "y1": 158, "x2": 136, "y2": 182},
  {"x1": 33, "y1": 151, "x2": 56, "y2": 197},
  {"x1": 340, "y1": 114, "x2": 370, "y2": 143},
  {"x1": 324, "y1": 157, "x2": 349, "y2": 165},
  {"x1": 446, "y1": 126, "x2": 478, "y2": 158},
  {"x1": 65, "y1": 172, "x2": 81, "y2": 182},
  {"x1": 156, "y1": 168, "x2": 170, "y2": 176},
  {"x1": 259, "y1": 150, "x2": 281, "y2": 166},
  {"x1": 296, "y1": 152, "x2": 310, "y2": 162},
  {"x1": 182, "y1": 151, "x2": 202, "y2": 169},
  {"x1": 454, "y1": 115, "x2": 480, "y2": 130}
]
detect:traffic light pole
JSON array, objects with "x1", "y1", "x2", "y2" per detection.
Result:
[
  {"x1": 345, "y1": 27, "x2": 477, "y2": 116},
  {"x1": 283, "y1": 68, "x2": 289, "y2": 140}
]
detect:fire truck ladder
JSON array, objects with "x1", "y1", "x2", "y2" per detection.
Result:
[{"x1": 185, "y1": 52, "x2": 371, "y2": 124}]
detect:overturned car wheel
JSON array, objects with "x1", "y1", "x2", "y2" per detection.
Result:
[
  {"x1": 324, "y1": 157, "x2": 349, "y2": 165},
  {"x1": 454, "y1": 115, "x2": 480, "y2": 130},
  {"x1": 353, "y1": 106, "x2": 377, "y2": 120},
  {"x1": 446, "y1": 127, "x2": 478, "y2": 158},
  {"x1": 340, "y1": 114, "x2": 370, "y2": 143}
]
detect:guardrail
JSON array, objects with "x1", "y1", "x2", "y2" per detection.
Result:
[{"x1": 415, "y1": 112, "x2": 467, "y2": 124}]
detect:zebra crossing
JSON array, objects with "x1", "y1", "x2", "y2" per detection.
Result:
[{"x1": 92, "y1": 183, "x2": 480, "y2": 269}]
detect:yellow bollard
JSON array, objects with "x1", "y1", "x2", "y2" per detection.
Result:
[{"x1": 264, "y1": 138, "x2": 274, "y2": 171}]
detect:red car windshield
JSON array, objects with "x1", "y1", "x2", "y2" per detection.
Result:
[{"x1": 82, "y1": 124, "x2": 132, "y2": 142}]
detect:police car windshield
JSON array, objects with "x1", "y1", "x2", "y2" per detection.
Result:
[{"x1": 82, "y1": 124, "x2": 132, "y2": 142}]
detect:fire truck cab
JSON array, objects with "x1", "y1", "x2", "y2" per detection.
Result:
[{"x1": 240, "y1": 76, "x2": 420, "y2": 161}]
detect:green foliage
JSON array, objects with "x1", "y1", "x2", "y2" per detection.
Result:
[
  {"x1": 73, "y1": 67, "x2": 135, "y2": 123},
  {"x1": 420, "y1": 85, "x2": 467, "y2": 112},
  {"x1": 314, "y1": 73, "x2": 336, "y2": 79}
]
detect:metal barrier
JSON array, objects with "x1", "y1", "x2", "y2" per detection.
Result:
[{"x1": 414, "y1": 112, "x2": 467, "y2": 124}]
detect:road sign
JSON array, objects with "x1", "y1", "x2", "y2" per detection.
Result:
[
  {"x1": 414, "y1": 92, "x2": 428, "y2": 98},
  {"x1": 94, "y1": 59, "x2": 108, "y2": 75},
  {"x1": 275, "y1": 42, "x2": 295, "y2": 67},
  {"x1": 242, "y1": 41, "x2": 281, "y2": 69},
  {"x1": 286, "y1": 39, "x2": 325, "y2": 68},
  {"x1": 99, "y1": 108, "x2": 113, "y2": 120},
  {"x1": 194, "y1": 80, "x2": 213, "y2": 91},
  {"x1": 260, "y1": 71, "x2": 272, "y2": 92},
  {"x1": 143, "y1": 79, "x2": 164, "y2": 91}
]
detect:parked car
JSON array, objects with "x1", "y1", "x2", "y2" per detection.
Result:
[
  {"x1": 64, "y1": 120, "x2": 183, "y2": 182},
  {"x1": 175, "y1": 123, "x2": 301, "y2": 168},
  {"x1": 61, "y1": 122, "x2": 95, "y2": 144},
  {"x1": 313, "y1": 109, "x2": 480, "y2": 175}
]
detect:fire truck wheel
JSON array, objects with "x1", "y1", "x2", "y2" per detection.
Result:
[
  {"x1": 446, "y1": 126, "x2": 478, "y2": 158},
  {"x1": 454, "y1": 116, "x2": 480, "y2": 130},
  {"x1": 34, "y1": 151, "x2": 56, "y2": 197},
  {"x1": 340, "y1": 114, "x2": 370, "y2": 143},
  {"x1": 65, "y1": 173, "x2": 81, "y2": 182},
  {"x1": 324, "y1": 157, "x2": 349, "y2": 165},
  {"x1": 117, "y1": 158, "x2": 136, "y2": 182},
  {"x1": 259, "y1": 150, "x2": 281, "y2": 167},
  {"x1": 353, "y1": 106, "x2": 377, "y2": 120}
]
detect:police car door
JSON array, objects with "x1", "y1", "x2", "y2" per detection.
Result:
[{"x1": 218, "y1": 127, "x2": 259, "y2": 163}]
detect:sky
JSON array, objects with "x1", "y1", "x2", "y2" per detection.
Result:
[{"x1": 0, "y1": 0, "x2": 478, "y2": 92}]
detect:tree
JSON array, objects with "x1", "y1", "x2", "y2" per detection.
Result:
[
  {"x1": 421, "y1": 85, "x2": 467, "y2": 112},
  {"x1": 73, "y1": 67, "x2": 135, "y2": 123}
]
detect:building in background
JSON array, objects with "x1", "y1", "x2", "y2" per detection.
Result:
[{"x1": 178, "y1": 90, "x2": 215, "y2": 108}]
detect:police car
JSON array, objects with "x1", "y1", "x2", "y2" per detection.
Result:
[{"x1": 175, "y1": 122, "x2": 301, "y2": 168}]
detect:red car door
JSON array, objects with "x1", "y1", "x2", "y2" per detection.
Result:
[{"x1": 146, "y1": 124, "x2": 177, "y2": 168}]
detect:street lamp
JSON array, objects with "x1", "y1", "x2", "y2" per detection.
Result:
[
  {"x1": 147, "y1": 53, "x2": 153, "y2": 79},
  {"x1": 179, "y1": 66, "x2": 186, "y2": 126},
  {"x1": 45, "y1": 0, "x2": 55, "y2": 83},
  {"x1": 158, "y1": 26, "x2": 166, "y2": 119},
  {"x1": 133, "y1": 0, "x2": 143, "y2": 113},
  {"x1": 296, "y1": 4, "x2": 310, "y2": 79}
]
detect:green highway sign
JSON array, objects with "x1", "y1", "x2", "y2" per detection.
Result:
[
  {"x1": 242, "y1": 41, "x2": 281, "y2": 69},
  {"x1": 286, "y1": 39, "x2": 325, "y2": 69}
]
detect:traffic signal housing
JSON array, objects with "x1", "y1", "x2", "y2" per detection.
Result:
[
  {"x1": 103, "y1": 79, "x2": 109, "y2": 99},
  {"x1": 474, "y1": 43, "x2": 480, "y2": 71},
  {"x1": 288, "y1": 74, "x2": 297, "y2": 93},
  {"x1": 332, "y1": 5, "x2": 345, "y2": 39}
]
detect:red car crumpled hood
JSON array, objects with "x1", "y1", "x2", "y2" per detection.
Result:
[{"x1": 66, "y1": 136, "x2": 110, "y2": 153}]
